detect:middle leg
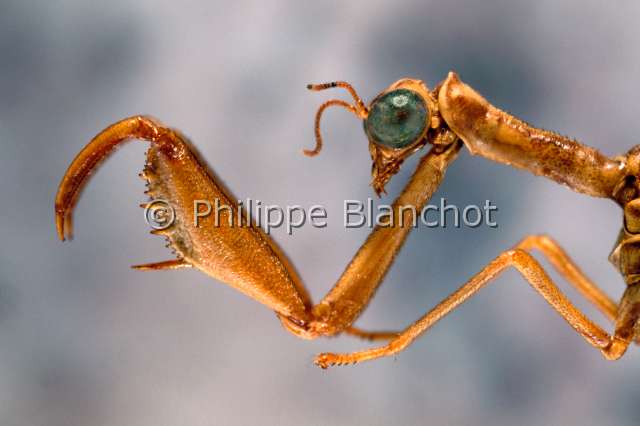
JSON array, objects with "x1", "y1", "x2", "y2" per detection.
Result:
[
  {"x1": 315, "y1": 245, "x2": 630, "y2": 368},
  {"x1": 341, "y1": 235, "x2": 617, "y2": 343},
  {"x1": 516, "y1": 235, "x2": 617, "y2": 321}
]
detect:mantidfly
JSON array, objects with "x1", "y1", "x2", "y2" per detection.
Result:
[{"x1": 55, "y1": 72, "x2": 640, "y2": 368}]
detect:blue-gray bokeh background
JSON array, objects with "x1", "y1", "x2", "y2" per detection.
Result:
[{"x1": 2, "y1": 1, "x2": 639, "y2": 425}]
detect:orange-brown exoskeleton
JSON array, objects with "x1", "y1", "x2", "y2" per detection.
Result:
[{"x1": 56, "y1": 72, "x2": 640, "y2": 368}]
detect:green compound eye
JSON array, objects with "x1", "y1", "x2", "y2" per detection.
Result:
[{"x1": 364, "y1": 89, "x2": 428, "y2": 149}]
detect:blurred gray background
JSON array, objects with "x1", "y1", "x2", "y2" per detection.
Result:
[{"x1": 1, "y1": 0, "x2": 640, "y2": 425}]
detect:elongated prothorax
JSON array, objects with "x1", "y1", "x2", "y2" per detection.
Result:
[{"x1": 438, "y1": 72, "x2": 626, "y2": 199}]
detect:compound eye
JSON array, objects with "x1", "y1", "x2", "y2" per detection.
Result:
[{"x1": 364, "y1": 89, "x2": 428, "y2": 149}]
